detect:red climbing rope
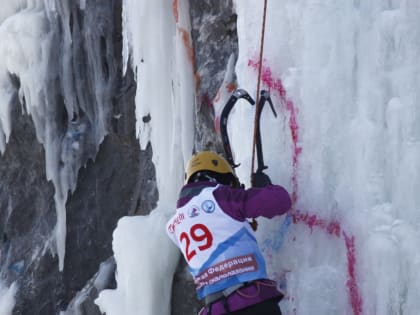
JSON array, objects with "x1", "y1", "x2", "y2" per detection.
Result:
[{"x1": 251, "y1": 0, "x2": 269, "y2": 179}]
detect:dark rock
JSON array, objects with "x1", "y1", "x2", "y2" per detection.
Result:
[
  {"x1": 0, "y1": 1, "x2": 237, "y2": 314},
  {"x1": 64, "y1": 257, "x2": 116, "y2": 315},
  {"x1": 171, "y1": 259, "x2": 202, "y2": 315},
  {"x1": 169, "y1": 2, "x2": 239, "y2": 315},
  {"x1": 0, "y1": 1, "x2": 157, "y2": 314},
  {"x1": 189, "y1": 0, "x2": 238, "y2": 153},
  {"x1": 0, "y1": 94, "x2": 61, "y2": 315}
]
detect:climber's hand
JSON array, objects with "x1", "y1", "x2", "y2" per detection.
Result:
[{"x1": 251, "y1": 171, "x2": 272, "y2": 187}]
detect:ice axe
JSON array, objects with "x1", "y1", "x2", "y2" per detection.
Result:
[
  {"x1": 251, "y1": 90, "x2": 277, "y2": 188},
  {"x1": 220, "y1": 88, "x2": 255, "y2": 168}
]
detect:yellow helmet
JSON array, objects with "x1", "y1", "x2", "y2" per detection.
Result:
[{"x1": 185, "y1": 151, "x2": 236, "y2": 184}]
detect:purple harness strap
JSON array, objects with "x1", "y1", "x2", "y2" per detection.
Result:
[{"x1": 199, "y1": 280, "x2": 283, "y2": 315}]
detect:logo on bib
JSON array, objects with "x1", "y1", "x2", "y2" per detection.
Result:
[
  {"x1": 201, "y1": 200, "x2": 215, "y2": 213},
  {"x1": 188, "y1": 206, "x2": 200, "y2": 218}
]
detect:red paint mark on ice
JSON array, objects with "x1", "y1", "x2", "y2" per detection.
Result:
[
  {"x1": 173, "y1": 1, "x2": 198, "y2": 86},
  {"x1": 249, "y1": 58, "x2": 363, "y2": 315},
  {"x1": 178, "y1": 27, "x2": 194, "y2": 65},
  {"x1": 248, "y1": 59, "x2": 287, "y2": 98},
  {"x1": 226, "y1": 82, "x2": 237, "y2": 93},
  {"x1": 214, "y1": 116, "x2": 221, "y2": 135},
  {"x1": 292, "y1": 210, "x2": 341, "y2": 237},
  {"x1": 172, "y1": 0, "x2": 179, "y2": 23},
  {"x1": 293, "y1": 212, "x2": 362, "y2": 315},
  {"x1": 344, "y1": 232, "x2": 363, "y2": 315},
  {"x1": 249, "y1": 59, "x2": 301, "y2": 203},
  {"x1": 214, "y1": 82, "x2": 236, "y2": 103}
]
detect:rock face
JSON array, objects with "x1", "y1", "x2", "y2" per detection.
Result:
[
  {"x1": 0, "y1": 0, "x2": 237, "y2": 314},
  {"x1": 170, "y1": 2, "x2": 238, "y2": 315},
  {"x1": 0, "y1": 1, "x2": 157, "y2": 314},
  {"x1": 190, "y1": 0, "x2": 238, "y2": 152},
  {"x1": 0, "y1": 97, "x2": 59, "y2": 314}
]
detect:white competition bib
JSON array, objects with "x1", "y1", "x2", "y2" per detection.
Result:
[{"x1": 166, "y1": 186, "x2": 268, "y2": 299}]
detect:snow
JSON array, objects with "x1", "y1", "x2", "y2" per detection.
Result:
[{"x1": 0, "y1": 282, "x2": 17, "y2": 315}]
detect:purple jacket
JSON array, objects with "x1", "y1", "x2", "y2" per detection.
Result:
[
  {"x1": 177, "y1": 181, "x2": 291, "y2": 221},
  {"x1": 173, "y1": 181, "x2": 291, "y2": 313}
]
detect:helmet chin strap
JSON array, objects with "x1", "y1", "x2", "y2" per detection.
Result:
[
  {"x1": 191, "y1": 171, "x2": 239, "y2": 187},
  {"x1": 205, "y1": 175, "x2": 219, "y2": 183},
  {"x1": 192, "y1": 172, "x2": 218, "y2": 184}
]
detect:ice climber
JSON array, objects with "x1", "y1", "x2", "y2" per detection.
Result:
[{"x1": 166, "y1": 151, "x2": 292, "y2": 315}]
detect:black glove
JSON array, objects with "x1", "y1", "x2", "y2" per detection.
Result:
[{"x1": 251, "y1": 171, "x2": 272, "y2": 187}]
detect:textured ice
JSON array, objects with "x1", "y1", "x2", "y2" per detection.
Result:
[
  {"x1": 0, "y1": 1, "x2": 119, "y2": 271},
  {"x1": 233, "y1": 1, "x2": 420, "y2": 314},
  {"x1": 95, "y1": 212, "x2": 180, "y2": 315},
  {"x1": 0, "y1": 282, "x2": 17, "y2": 315},
  {"x1": 2, "y1": 0, "x2": 420, "y2": 314},
  {"x1": 98, "y1": 1, "x2": 420, "y2": 314},
  {"x1": 95, "y1": 0, "x2": 195, "y2": 314}
]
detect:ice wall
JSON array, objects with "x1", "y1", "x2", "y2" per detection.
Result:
[
  {"x1": 0, "y1": 282, "x2": 16, "y2": 315},
  {"x1": 96, "y1": 0, "x2": 195, "y2": 314},
  {"x1": 232, "y1": 1, "x2": 420, "y2": 314},
  {"x1": 97, "y1": 1, "x2": 420, "y2": 314},
  {"x1": 121, "y1": 0, "x2": 195, "y2": 199},
  {"x1": 0, "y1": 0, "x2": 118, "y2": 271}
]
